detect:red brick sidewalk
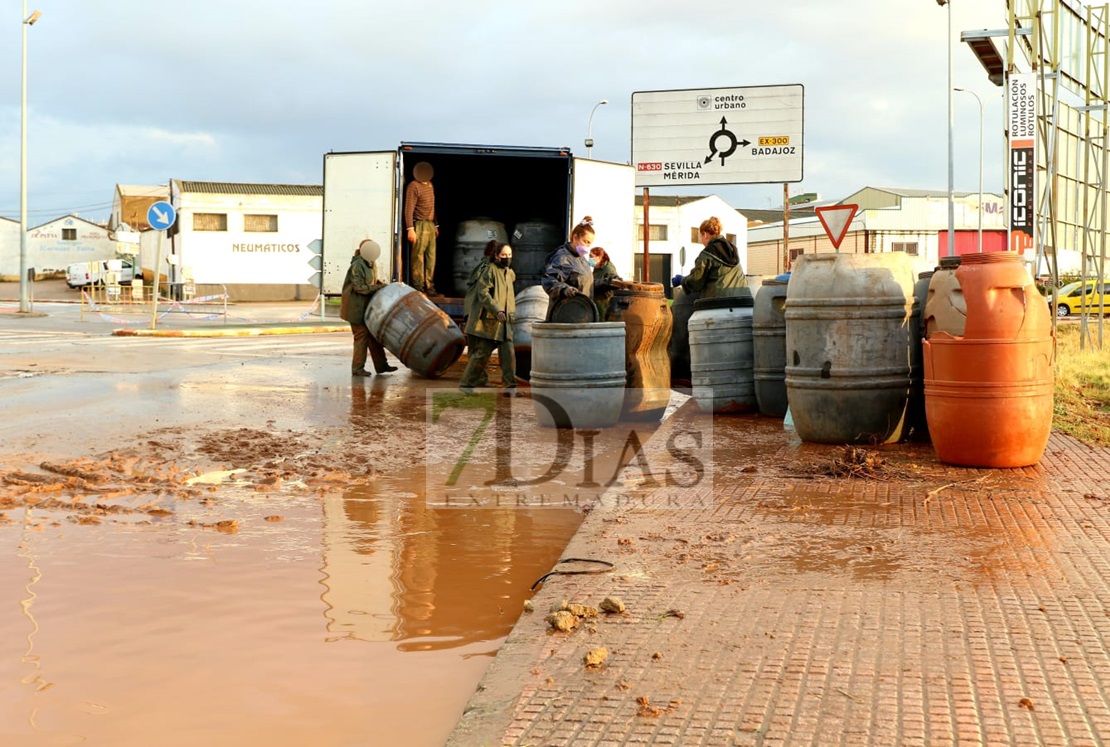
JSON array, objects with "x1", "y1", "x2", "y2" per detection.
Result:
[{"x1": 449, "y1": 413, "x2": 1110, "y2": 746}]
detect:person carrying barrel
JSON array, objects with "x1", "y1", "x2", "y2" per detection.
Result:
[
  {"x1": 340, "y1": 239, "x2": 398, "y2": 377},
  {"x1": 541, "y1": 216, "x2": 596, "y2": 319},
  {"x1": 460, "y1": 242, "x2": 518, "y2": 395},
  {"x1": 672, "y1": 216, "x2": 749, "y2": 299},
  {"x1": 589, "y1": 246, "x2": 621, "y2": 320}
]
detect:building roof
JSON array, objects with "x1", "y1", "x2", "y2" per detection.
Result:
[
  {"x1": 738, "y1": 207, "x2": 817, "y2": 224},
  {"x1": 633, "y1": 195, "x2": 712, "y2": 208},
  {"x1": 29, "y1": 214, "x2": 110, "y2": 232},
  {"x1": 843, "y1": 186, "x2": 978, "y2": 200},
  {"x1": 116, "y1": 184, "x2": 169, "y2": 197},
  {"x1": 175, "y1": 181, "x2": 323, "y2": 197}
]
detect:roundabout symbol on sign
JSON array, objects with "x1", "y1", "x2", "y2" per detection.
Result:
[{"x1": 704, "y1": 117, "x2": 750, "y2": 166}]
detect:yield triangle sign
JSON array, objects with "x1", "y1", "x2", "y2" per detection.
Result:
[{"x1": 815, "y1": 204, "x2": 859, "y2": 250}]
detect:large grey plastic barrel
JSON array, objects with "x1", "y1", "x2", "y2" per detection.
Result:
[
  {"x1": 510, "y1": 220, "x2": 561, "y2": 295},
  {"x1": 688, "y1": 296, "x2": 756, "y2": 413},
  {"x1": 905, "y1": 270, "x2": 934, "y2": 441},
  {"x1": 752, "y1": 278, "x2": 789, "y2": 416},
  {"x1": 530, "y1": 322, "x2": 626, "y2": 428},
  {"x1": 366, "y1": 282, "x2": 465, "y2": 378},
  {"x1": 784, "y1": 253, "x2": 917, "y2": 444},
  {"x1": 453, "y1": 218, "x2": 507, "y2": 296},
  {"x1": 511, "y1": 285, "x2": 550, "y2": 380},
  {"x1": 668, "y1": 287, "x2": 699, "y2": 383}
]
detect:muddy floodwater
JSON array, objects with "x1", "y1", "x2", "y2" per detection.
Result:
[{"x1": 0, "y1": 315, "x2": 595, "y2": 747}]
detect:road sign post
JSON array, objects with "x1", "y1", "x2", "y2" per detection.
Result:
[{"x1": 148, "y1": 201, "x2": 177, "y2": 329}]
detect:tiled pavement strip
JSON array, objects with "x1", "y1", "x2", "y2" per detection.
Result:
[{"x1": 449, "y1": 411, "x2": 1110, "y2": 747}]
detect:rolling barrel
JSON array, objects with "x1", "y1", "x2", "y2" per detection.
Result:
[{"x1": 366, "y1": 282, "x2": 465, "y2": 378}]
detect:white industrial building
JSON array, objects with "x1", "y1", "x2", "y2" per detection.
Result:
[
  {"x1": 156, "y1": 181, "x2": 323, "y2": 301},
  {"x1": 0, "y1": 215, "x2": 116, "y2": 280},
  {"x1": 745, "y1": 187, "x2": 1026, "y2": 277},
  {"x1": 631, "y1": 194, "x2": 748, "y2": 288}
]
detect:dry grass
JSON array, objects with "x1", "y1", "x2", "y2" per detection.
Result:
[{"x1": 1053, "y1": 322, "x2": 1110, "y2": 447}]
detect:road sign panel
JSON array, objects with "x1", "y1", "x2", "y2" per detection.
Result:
[
  {"x1": 308, "y1": 255, "x2": 323, "y2": 271},
  {"x1": 815, "y1": 204, "x2": 859, "y2": 250},
  {"x1": 308, "y1": 271, "x2": 322, "y2": 289},
  {"x1": 147, "y1": 201, "x2": 177, "y2": 231},
  {"x1": 307, "y1": 238, "x2": 323, "y2": 254},
  {"x1": 632, "y1": 84, "x2": 804, "y2": 188}
]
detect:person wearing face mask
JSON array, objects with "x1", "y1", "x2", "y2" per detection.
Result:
[
  {"x1": 541, "y1": 216, "x2": 596, "y2": 320},
  {"x1": 460, "y1": 242, "x2": 518, "y2": 395},
  {"x1": 589, "y1": 246, "x2": 621, "y2": 320}
]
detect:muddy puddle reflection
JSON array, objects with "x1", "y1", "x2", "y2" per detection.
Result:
[{"x1": 0, "y1": 477, "x2": 581, "y2": 747}]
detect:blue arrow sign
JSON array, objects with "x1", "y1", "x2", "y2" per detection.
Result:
[{"x1": 147, "y1": 201, "x2": 177, "y2": 231}]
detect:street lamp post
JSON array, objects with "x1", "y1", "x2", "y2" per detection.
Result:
[
  {"x1": 585, "y1": 99, "x2": 608, "y2": 159},
  {"x1": 939, "y1": 0, "x2": 955, "y2": 258},
  {"x1": 19, "y1": 2, "x2": 42, "y2": 314},
  {"x1": 955, "y1": 87, "x2": 985, "y2": 252}
]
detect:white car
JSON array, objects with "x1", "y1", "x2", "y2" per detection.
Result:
[{"x1": 66, "y1": 258, "x2": 138, "y2": 289}]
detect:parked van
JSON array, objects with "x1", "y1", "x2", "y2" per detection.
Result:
[
  {"x1": 66, "y1": 258, "x2": 139, "y2": 289},
  {"x1": 1050, "y1": 279, "x2": 1110, "y2": 317}
]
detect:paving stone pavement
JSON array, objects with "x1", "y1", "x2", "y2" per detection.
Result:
[{"x1": 448, "y1": 412, "x2": 1110, "y2": 747}]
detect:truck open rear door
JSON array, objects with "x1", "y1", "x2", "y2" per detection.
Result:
[
  {"x1": 571, "y1": 158, "x2": 636, "y2": 279},
  {"x1": 322, "y1": 151, "x2": 398, "y2": 295}
]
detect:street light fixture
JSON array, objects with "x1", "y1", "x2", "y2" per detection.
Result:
[
  {"x1": 955, "y1": 87, "x2": 985, "y2": 253},
  {"x1": 585, "y1": 99, "x2": 608, "y2": 159},
  {"x1": 19, "y1": 1, "x2": 42, "y2": 313}
]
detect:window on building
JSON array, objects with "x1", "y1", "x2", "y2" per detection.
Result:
[
  {"x1": 789, "y1": 247, "x2": 805, "y2": 262},
  {"x1": 691, "y1": 227, "x2": 700, "y2": 243},
  {"x1": 892, "y1": 242, "x2": 919, "y2": 256},
  {"x1": 725, "y1": 233, "x2": 737, "y2": 246},
  {"x1": 193, "y1": 213, "x2": 228, "y2": 232},
  {"x1": 636, "y1": 224, "x2": 668, "y2": 241},
  {"x1": 62, "y1": 228, "x2": 76, "y2": 241},
  {"x1": 244, "y1": 214, "x2": 278, "y2": 232}
]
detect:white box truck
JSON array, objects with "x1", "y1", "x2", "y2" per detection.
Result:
[{"x1": 321, "y1": 143, "x2": 635, "y2": 317}]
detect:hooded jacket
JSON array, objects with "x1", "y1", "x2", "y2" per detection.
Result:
[
  {"x1": 541, "y1": 243, "x2": 594, "y2": 301},
  {"x1": 680, "y1": 235, "x2": 749, "y2": 299},
  {"x1": 464, "y1": 261, "x2": 516, "y2": 342},
  {"x1": 339, "y1": 253, "x2": 384, "y2": 324}
]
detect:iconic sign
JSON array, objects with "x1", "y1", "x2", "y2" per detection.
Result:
[
  {"x1": 631, "y1": 85, "x2": 804, "y2": 187},
  {"x1": 1008, "y1": 73, "x2": 1036, "y2": 254}
]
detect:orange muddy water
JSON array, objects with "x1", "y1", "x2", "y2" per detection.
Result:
[{"x1": 0, "y1": 478, "x2": 580, "y2": 746}]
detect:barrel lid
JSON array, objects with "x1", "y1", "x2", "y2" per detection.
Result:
[
  {"x1": 763, "y1": 279, "x2": 789, "y2": 287},
  {"x1": 549, "y1": 294, "x2": 599, "y2": 323},
  {"x1": 693, "y1": 295, "x2": 754, "y2": 310},
  {"x1": 613, "y1": 281, "x2": 664, "y2": 296},
  {"x1": 918, "y1": 271, "x2": 936, "y2": 280},
  {"x1": 938, "y1": 256, "x2": 963, "y2": 270}
]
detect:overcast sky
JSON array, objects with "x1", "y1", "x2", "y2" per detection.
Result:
[{"x1": 0, "y1": 1, "x2": 1022, "y2": 225}]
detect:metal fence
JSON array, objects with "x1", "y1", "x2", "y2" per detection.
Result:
[{"x1": 80, "y1": 281, "x2": 229, "y2": 325}]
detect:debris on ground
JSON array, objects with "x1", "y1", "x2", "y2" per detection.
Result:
[
  {"x1": 636, "y1": 696, "x2": 681, "y2": 718},
  {"x1": 584, "y1": 647, "x2": 608, "y2": 668},
  {"x1": 545, "y1": 610, "x2": 578, "y2": 632},
  {"x1": 523, "y1": 600, "x2": 534, "y2": 613},
  {"x1": 599, "y1": 596, "x2": 626, "y2": 614},
  {"x1": 807, "y1": 446, "x2": 887, "y2": 479}
]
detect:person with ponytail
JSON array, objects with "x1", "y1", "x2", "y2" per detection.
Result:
[
  {"x1": 460, "y1": 241, "x2": 518, "y2": 395},
  {"x1": 672, "y1": 216, "x2": 749, "y2": 299},
  {"x1": 541, "y1": 215, "x2": 596, "y2": 319}
]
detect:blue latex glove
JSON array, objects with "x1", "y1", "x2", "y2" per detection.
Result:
[{"x1": 672, "y1": 274, "x2": 683, "y2": 288}]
